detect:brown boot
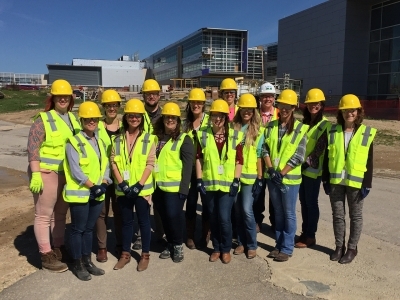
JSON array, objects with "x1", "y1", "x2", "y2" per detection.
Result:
[
  {"x1": 221, "y1": 252, "x2": 231, "y2": 264},
  {"x1": 96, "y1": 248, "x2": 108, "y2": 263},
  {"x1": 53, "y1": 245, "x2": 72, "y2": 263},
  {"x1": 41, "y1": 251, "x2": 68, "y2": 273},
  {"x1": 339, "y1": 247, "x2": 357, "y2": 264},
  {"x1": 185, "y1": 218, "x2": 196, "y2": 250},
  {"x1": 330, "y1": 244, "x2": 346, "y2": 261},
  {"x1": 209, "y1": 252, "x2": 220, "y2": 262},
  {"x1": 295, "y1": 237, "x2": 316, "y2": 248},
  {"x1": 199, "y1": 220, "x2": 210, "y2": 249},
  {"x1": 113, "y1": 251, "x2": 131, "y2": 270},
  {"x1": 137, "y1": 253, "x2": 150, "y2": 272}
]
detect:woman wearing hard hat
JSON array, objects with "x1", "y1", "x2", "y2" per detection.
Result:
[
  {"x1": 110, "y1": 99, "x2": 156, "y2": 272},
  {"x1": 232, "y1": 94, "x2": 265, "y2": 259},
  {"x1": 196, "y1": 99, "x2": 244, "y2": 264},
  {"x1": 295, "y1": 88, "x2": 329, "y2": 249},
  {"x1": 152, "y1": 102, "x2": 194, "y2": 263},
  {"x1": 27, "y1": 79, "x2": 81, "y2": 272},
  {"x1": 182, "y1": 88, "x2": 210, "y2": 249},
  {"x1": 95, "y1": 89, "x2": 123, "y2": 263},
  {"x1": 63, "y1": 101, "x2": 110, "y2": 281},
  {"x1": 322, "y1": 94, "x2": 375, "y2": 264},
  {"x1": 220, "y1": 78, "x2": 238, "y2": 121},
  {"x1": 263, "y1": 89, "x2": 309, "y2": 262}
]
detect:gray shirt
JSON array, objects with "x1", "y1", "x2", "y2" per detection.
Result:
[{"x1": 65, "y1": 131, "x2": 111, "y2": 186}]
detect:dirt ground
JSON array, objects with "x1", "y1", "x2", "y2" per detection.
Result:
[{"x1": 0, "y1": 109, "x2": 400, "y2": 293}]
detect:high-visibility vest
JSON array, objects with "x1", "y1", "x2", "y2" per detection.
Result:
[
  {"x1": 327, "y1": 123, "x2": 376, "y2": 188},
  {"x1": 112, "y1": 132, "x2": 156, "y2": 196},
  {"x1": 302, "y1": 118, "x2": 329, "y2": 179},
  {"x1": 240, "y1": 127, "x2": 265, "y2": 185},
  {"x1": 97, "y1": 120, "x2": 122, "y2": 156},
  {"x1": 154, "y1": 133, "x2": 187, "y2": 192},
  {"x1": 186, "y1": 114, "x2": 210, "y2": 164},
  {"x1": 63, "y1": 132, "x2": 108, "y2": 203},
  {"x1": 144, "y1": 112, "x2": 154, "y2": 133},
  {"x1": 35, "y1": 110, "x2": 81, "y2": 172},
  {"x1": 264, "y1": 120, "x2": 309, "y2": 185},
  {"x1": 198, "y1": 127, "x2": 244, "y2": 192}
]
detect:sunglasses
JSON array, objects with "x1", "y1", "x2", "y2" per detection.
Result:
[
  {"x1": 126, "y1": 114, "x2": 142, "y2": 119},
  {"x1": 145, "y1": 92, "x2": 160, "y2": 97},
  {"x1": 104, "y1": 104, "x2": 119, "y2": 109},
  {"x1": 223, "y1": 91, "x2": 236, "y2": 95},
  {"x1": 163, "y1": 115, "x2": 178, "y2": 120},
  {"x1": 210, "y1": 113, "x2": 226, "y2": 119},
  {"x1": 82, "y1": 117, "x2": 99, "y2": 122},
  {"x1": 277, "y1": 103, "x2": 293, "y2": 110},
  {"x1": 342, "y1": 109, "x2": 357, "y2": 114}
]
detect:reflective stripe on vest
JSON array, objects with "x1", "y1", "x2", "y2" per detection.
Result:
[
  {"x1": 240, "y1": 128, "x2": 264, "y2": 184},
  {"x1": 144, "y1": 113, "x2": 153, "y2": 133}
]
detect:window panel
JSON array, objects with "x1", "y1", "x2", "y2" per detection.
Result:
[
  {"x1": 371, "y1": 8, "x2": 381, "y2": 30},
  {"x1": 382, "y1": 2, "x2": 400, "y2": 28},
  {"x1": 369, "y1": 42, "x2": 380, "y2": 63}
]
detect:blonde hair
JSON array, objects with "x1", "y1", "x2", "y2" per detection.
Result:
[{"x1": 233, "y1": 108, "x2": 261, "y2": 147}]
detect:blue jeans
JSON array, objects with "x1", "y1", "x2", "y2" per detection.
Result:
[
  {"x1": 185, "y1": 171, "x2": 208, "y2": 221},
  {"x1": 253, "y1": 179, "x2": 266, "y2": 225},
  {"x1": 299, "y1": 175, "x2": 322, "y2": 239},
  {"x1": 118, "y1": 195, "x2": 151, "y2": 253},
  {"x1": 205, "y1": 191, "x2": 235, "y2": 253},
  {"x1": 234, "y1": 184, "x2": 257, "y2": 250},
  {"x1": 69, "y1": 198, "x2": 104, "y2": 260},
  {"x1": 153, "y1": 188, "x2": 185, "y2": 245},
  {"x1": 266, "y1": 180, "x2": 300, "y2": 256}
]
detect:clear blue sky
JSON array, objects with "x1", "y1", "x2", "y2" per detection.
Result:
[{"x1": 0, "y1": 0, "x2": 326, "y2": 74}]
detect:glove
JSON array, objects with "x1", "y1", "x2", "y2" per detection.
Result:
[
  {"x1": 30, "y1": 172, "x2": 43, "y2": 193},
  {"x1": 179, "y1": 193, "x2": 187, "y2": 201},
  {"x1": 301, "y1": 162, "x2": 309, "y2": 171},
  {"x1": 359, "y1": 187, "x2": 370, "y2": 200},
  {"x1": 196, "y1": 179, "x2": 207, "y2": 196},
  {"x1": 269, "y1": 170, "x2": 283, "y2": 186},
  {"x1": 252, "y1": 178, "x2": 263, "y2": 199},
  {"x1": 118, "y1": 181, "x2": 131, "y2": 196},
  {"x1": 322, "y1": 181, "x2": 331, "y2": 195},
  {"x1": 127, "y1": 182, "x2": 144, "y2": 199},
  {"x1": 100, "y1": 183, "x2": 108, "y2": 193},
  {"x1": 90, "y1": 185, "x2": 105, "y2": 198},
  {"x1": 229, "y1": 178, "x2": 240, "y2": 197}
]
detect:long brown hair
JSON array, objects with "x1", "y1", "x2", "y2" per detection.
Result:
[
  {"x1": 232, "y1": 108, "x2": 261, "y2": 147},
  {"x1": 121, "y1": 113, "x2": 144, "y2": 133},
  {"x1": 278, "y1": 106, "x2": 295, "y2": 134},
  {"x1": 153, "y1": 116, "x2": 182, "y2": 140},
  {"x1": 44, "y1": 95, "x2": 75, "y2": 112},
  {"x1": 184, "y1": 102, "x2": 205, "y2": 131},
  {"x1": 302, "y1": 102, "x2": 325, "y2": 127},
  {"x1": 336, "y1": 108, "x2": 364, "y2": 127}
]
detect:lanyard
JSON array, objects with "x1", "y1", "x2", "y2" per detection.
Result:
[{"x1": 124, "y1": 133, "x2": 140, "y2": 163}]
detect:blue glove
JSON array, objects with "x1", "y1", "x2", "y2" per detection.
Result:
[
  {"x1": 229, "y1": 178, "x2": 240, "y2": 197},
  {"x1": 100, "y1": 183, "x2": 108, "y2": 193},
  {"x1": 127, "y1": 182, "x2": 144, "y2": 199},
  {"x1": 252, "y1": 178, "x2": 264, "y2": 199},
  {"x1": 179, "y1": 193, "x2": 187, "y2": 201},
  {"x1": 90, "y1": 185, "x2": 105, "y2": 198},
  {"x1": 118, "y1": 181, "x2": 132, "y2": 196},
  {"x1": 359, "y1": 187, "x2": 370, "y2": 200},
  {"x1": 267, "y1": 167, "x2": 282, "y2": 184},
  {"x1": 322, "y1": 181, "x2": 331, "y2": 195},
  {"x1": 196, "y1": 179, "x2": 207, "y2": 196}
]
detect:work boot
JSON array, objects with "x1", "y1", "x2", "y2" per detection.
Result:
[
  {"x1": 221, "y1": 252, "x2": 231, "y2": 264},
  {"x1": 41, "y1": 250, "x2": 68, "y2": 273},
  {"x1": 267, "y1": 249, "x2": 280, "y2": 259},
  {"x1": 114, "y1": 251, "x2": 131, "y2": 270},
  {"x1": 96, "y1": 248, "x2": 108, "y2": 263},
  {"x1": 233, "y1": 245, "x2": 245, "y2": 255},
  {"x1": 173, "y1": 244, "x2": 184, "y2": 263},
  {"x1": 185, "y1": 218, "x2": 196, "y2": 250},
  {"x1": 82, "y1": 255, "x2": 105, "y2": 276},
  {"x1": 295, "y1": 232, "x2": 306, "y2": 244},
  {"x1": 247, "y1": 249, "x2": 257, "y2": 259},
  {"x1": 53, "y1": 245, "x2": 73, "y2": 263},
  {"x1": 209, "y1": 252, "x2": 220, "y2": 262},
  {"x1": 330, "y1": 244, "x2": 346, "y2": 261},
  {"x1": 199, "y1": 220, "x2": 210, "y2": 249},
  {"x1": 132, "y1": 238, "x2": 142, "y2": 250},
  {"x1": 72, "y1": 258, "x2": 91, "y2": 281},
  {"x1": 295, "y1": 237, "x2": 316, "y2": 248},
  {"x1": 339, "y1": 247, "x2": 358, "y2": 264},
  {"x1": 137, "y1": 253, "x2": 150, "y2": 272},
  {"x1": 274, "y1": 252, "x2": 290, "y2": 262},
  {"x1": 159, "y1": 243, "x2": 172, "y2": 259}
]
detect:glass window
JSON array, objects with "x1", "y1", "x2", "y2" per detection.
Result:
[
  {"x1": 380, "y1": 61, "x2": 391, "y2": 73},
  {"x1": 370, "y1": 30, "x2": 381, "y2": 42},
  {"x1": 371, "y1": 8, "x2": 382, "y2": 30},
  {"x1": 369, "y1": 42, "x2": 380, "y2": 63},
  {"x1": 369, "y1": 63, "x2": 379, "y2": 74},
  {"x1": 390, "y1": 73, "x2": 400, "y2": 94},
  {"x1": 378, "y1": 74, "x2": 390, "y2": 93},
  {"x1": 382, "y1": 2, "x2": 400, "y2": 28},
  {"x1": 380, "y1": 37, "x2": 400, "y2": 61},
  {"x1": 367, "y1": 75, "x2": 378, "y2": 95}
]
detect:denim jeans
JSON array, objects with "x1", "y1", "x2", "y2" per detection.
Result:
[
  {"x1": 266, "y1": 180, "x2": 300, "y2": 256},
  {"x1": 234, "y1": 184, "x2": 257, "y2": 250},
  {"x1": 69, "y1": 198, "x2": 104, "y2": 260},
  {"x1": 153, "y1": 188, "x2": 185, "y2": 245},
  {"x1": 299, "y1": 175, "x2": 322, "y2": 239},
  {"x1": 185, "y1": 171, "x2": 208, "y2": 221},
  {"x1": 252, "y1": 179, "x2": 266, "y2": 225},
  {"x1": 118, "y1": 195, "x2": 151, "y2": 253},
  {"x1": 205, "y1": 191, "x2": 235, "y2": 253}
]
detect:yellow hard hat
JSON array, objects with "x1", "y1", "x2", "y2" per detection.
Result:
[
  {"x1": 142, "y1": 79, "x2": 161, "y2": 92},
  {"x1": 305, "y1": 88, "x2": 326, "y2": 103},
  {"x1": 277, "y1": 89, "x2": 298, "y2": 106},
  {"x1": 338, "y1": 94, "x2": 361, "y2": 110},
  {"x1": 238, "y1": 93, "x2": 257, "y2": 108},
  {"x1": 78, "y1": 101, "x2": 102, "y2": 118},
  {"x1": 51, "y1": 79, "x2": 72, "y2": 95},
  {"x1": 188, "y1": 88, "x2": 206, "y2": 101},
  {"x1": 162, "y1": 102, "x2": 181, "y2": 117},
  {"x1": 210, "y1": 99, "x2": 229, "y2": 114},
  {"x1": 124, "y1": 99, "x2": 145, "y2": 114},
  {"x1": 220, "y1": 78, "x2": 238, "y2": 90},
  {"x1": 101, "y1": 89, "x2": 121, "y2": 103}
]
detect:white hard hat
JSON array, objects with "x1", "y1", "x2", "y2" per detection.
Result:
[{"x1": 259, "y1": 82, "x2": 276, "y2": 95}]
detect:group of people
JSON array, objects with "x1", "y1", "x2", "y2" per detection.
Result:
[{"x1": 27, "y1": 77, "x2": 375, "y2": 281}]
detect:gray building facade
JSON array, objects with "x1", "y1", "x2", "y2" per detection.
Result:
[{"x1": 277, "y1": 0, "x2": 400, "y2": 101}]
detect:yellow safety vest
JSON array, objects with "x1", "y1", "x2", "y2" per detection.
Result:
[
  {"x1": 302, "y1": 118, "x2": 329, "y2": 179},
  {"x1": 112, "y1": 132, "x2": 156, "y2": 196},
  {"x1": 327, "y1": 124, "x2": 376, "y2": 188},
  {"x1": 186, "y1": 114, "x2": 210, "y2": 164},
  {"x1": 199, "y1": 127, "x2": 244, "y2": 192},
  {"x1": 264, "y1": 120, "x2": 309, "y2": 185},
  {"x1": 144, "y1": 112, "x2": 154, "y2": 133},
  {"x1": 97, "y1": 120, "x2": 123, "y2": 156},
  {"x1": 154, "y1": 133, "x2": 187, "y2": 192},
  {"x1": 63, "y1": 132, "x2": 109, "y2": 203},
  {"x1": 241, "y1": 127, "x2": 265, "y2": 185},
  {"x1": 36, "y1": 110, "x2": 81, "y2": 172}
]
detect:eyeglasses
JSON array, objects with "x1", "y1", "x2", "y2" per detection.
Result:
[
  {"x1": 223, "y1": 91, "x2": 236, "y2": 95},
  {"x1": 210, "y1": 113, "x2": 226, "y2": 119},
  {"x1": 163, "y1": 115, "x2": 178, "y2": 120},
  {"x1": 54, "y1": 95, "x2": 70, "y2": 101},
  {"x1": 104, "y1": 104, "x2": 119, "y2": 109},
  {"x1": 260, "y1": 94, "x2": 274, "y2": 99},
  {"x1": 240, "y1": 108, "x2": 254, "y2": 113},
  {"x1": 277, "y1": 103, "x2": 293, "y2": 111},
  {"x1": 190, "y1": 101, "x2": 205, "y2": 106},
  {"x1": 145, "y1": 92, "x2": 160, "y2": 97},
  {"x1": 342, "y1": 108, "x2": 357, "y2": 114},
  {"x1": 126, "y1": 114, "x2": 142, "y2": 119},
  {"x1": 82, "y1": 117, "x2": 99, "y2": 122},
  {"x1": 306, "y1": 102, "x2": 321, "y2": 108}
]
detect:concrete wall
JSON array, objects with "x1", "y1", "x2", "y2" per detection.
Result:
[{"x1": 101, "y1": 68, "x2": 146, "y2": 88}]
